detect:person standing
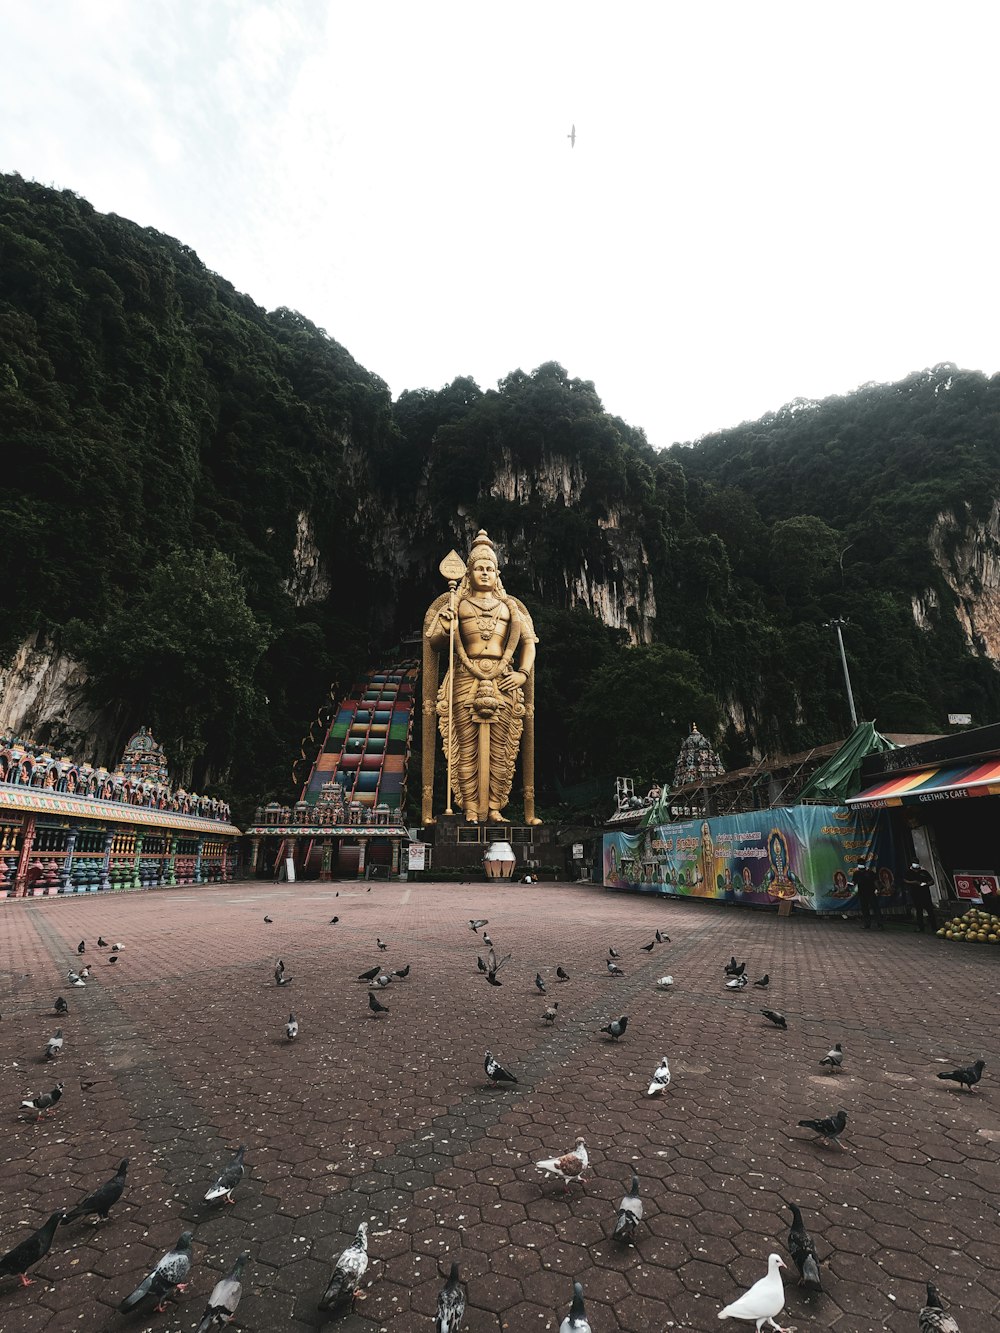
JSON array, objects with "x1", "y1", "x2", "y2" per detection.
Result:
[
  {"x1": 852, "y1": 858, "x2": 883, "y2": 929},
  {"x1": 904, "y1": 860, "x2": 937, "y2": 932}
]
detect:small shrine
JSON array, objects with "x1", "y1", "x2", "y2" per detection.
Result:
[
  {"x1": 119, "y1": 726, "x2": 170, "y2": 786},
  {"x1": 672, "y1": 723, "x2": 726, "y2": 788}
]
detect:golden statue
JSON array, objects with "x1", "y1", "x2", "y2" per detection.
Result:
[{"x1": 422, "y1": 530, "x2": 540, "y2": 825}]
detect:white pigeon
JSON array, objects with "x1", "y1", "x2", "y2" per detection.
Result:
[
  {"x1": 718, "y1": 1253, "x2": 789, "y2": 1331},
  {"x1": 656, "y1": 975, "x2": 674, "y2": 990},
  {"x1": 536, "y1": 1137, "x2": 588, "y2": 1189},
  {"x1": 285, "y1": 1012, "x2": 298, "y2": 1040},
  {"x1": 725, "y1": 974, "x2": 748, "y2": 990},
  {"x1": 647, "y1": 1055, "x2": 671, "y2": 1096},
  {"x1": 45, "y1": 1029, "x2": 64, "y2": 1060},
  {"x1": 67, "y1": 970, "x2": 86, "y2": 988}
]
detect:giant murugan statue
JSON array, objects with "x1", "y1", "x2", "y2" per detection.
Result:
[{"x1": 422, "y1": 530, "x2": 540, "y2": 825}]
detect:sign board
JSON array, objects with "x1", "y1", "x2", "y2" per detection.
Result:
[
  {"x1": 955, "y1": 871, "x2": 998, "y2": 901},
  {"x1": 948, "y1": 714, "x2": 972, "y2": 725},
  {"x1": 284, "y1": 857, "x2": 296, "y2": 883},
  {"x1": 572, "y1": 843, "x2": 584, "y2": 860},
  {"x1": 407, "y1": 843, "x2": 427, "y2": 871}
]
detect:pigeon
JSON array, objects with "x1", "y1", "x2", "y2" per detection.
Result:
[
  {"x1": 656, "y1": 929, "x2": 670, "y2": 943},
  {"x1": 470, "y1": 919, "x2": 489, "y2": 932},
  {"x1": 608, "y1": 946, "x2": 620, "y2": 958},
  {"x1": 195, "y1": 1251, "x2": 249, "y2": 1333},
  {"x1": 274, "y1": 960, "x2": 291, "y2": 986},
  {"x1": 369, "y1": 972, "x2": 391, "y2": 989},
  {"x1": 535, "y1": 973, "x2": 547, "y2": 994},
  {"x1": 393, "y1": 964, "x2": 410, "y2": 979},
  {"x1": 263, "y1": 915, "x2": 273, "y2": 923},
  {"x1": 656, "y1": 975, "x2": 674, "y2": 990},
  {"x1": 718, "y1": 1252, "x2": 789, "y2": 1331},
  {"x1": 62, "y1": 1158, "x2": 129, "y2": 1225},
  {"x1": 726, "y1": 975, "x2": 748, "y2": 990},
  {"x1": 111, "y1": 942, "x2": 124, "y2": 951},
  {"x1": 797, "y1": 1108, "x2": 848, "y2": 1149},
  {"x1": 484, "y1": 1050, "x2": 518, "y2": 1087},
  {"x1": 753, "y1": 974, "x2": 770, "y2": 988},
  {"x1": 67, "y1": 970, "x2": 86, "y2": 988},
  {"x1": 358, "y1": 965, "x2": 381, "y2": 982},
  {"x1": 0, "y1": 1210, "x2": 66, "y2": 1287},
  {"x1": 641, "y1": 940, "x2": 656, "y2": 952},
  {"x1": 318, "y1": 1222, "x2": 369, "y2": 1311},
  {"x1": 819, "y1": 1043, "x2": 843, "y2": 1073},
  {"x1": 368, "y1": 992, "x2": 389, "y2": 1016},
  {"x1": 435, "y1": 1260, "x2": 466, "y2": 1333},
  {"x1": 377, "y1": 938, "x2": 388, "y2": 951},
  {"x1": 285, "y1": 1012, "x2": 299, "y2": 1040},
  {"x1": 613, "y1": 1173, "x2": 643, "y2": 1244},
  {"x1": 647, "y1": 1055, "x2": 671, "y2": 1096},
  {"x1": 486, "y1": 948, "x2": 512, "y2": 987},
  {"x1": 204, "y1": 1145, "x2": 246, "y2": 1203},
  {"x1": 79, "y1": 964, "x2": 91, "y2": 978},
  {"x1": 560, "y1": 1281, "x2": 592, "y2": 1333},
  {"x1": 118, "y1": 1231, "x2": 193, "y2": 1313},
  {"x1": 599, "y1": 1015, "x2": 629, "y2": 1041},
  {"x1": 108, "y1": 954, "x2": 119, "y2": 964},
  {"x1": 54, "y1": 996, "x2": 69, "y2": 1016},
  {"x1": 77, "y1": 940, "x2": 85, "y2": 954},
  {"x1": 330, "y1": 916, "x2": 339, "y2": 923},
  {"x1": 482, "y1": 931, "x2": 494, "y2": 948},
  {"x1": 761, "y1": 1009, "x2": 787, "y2": 1029},
  {"x1": 786, "y1": 1202, "x2": 821, "y2": 1290},
  {"x1": 536, "y1": 1137, "x2": 588, "y2": 1189},
  {"x1": 97, "y1": 936, "x2": 108, "y2": 948},
  {"x1": 44, "y1": 1029, "x2": 63, "y2": 1060},
  {"x1": 724, "y1": 956, "x2": 743, "y2": 976},
  {"x1": 606, "y1": 958, "x2": 625, "y2": 977},
  {"x1": 918, "y1": 1281, "x2": 961, "y2": 1332},
  {"x1": 937, "y1": 1059, "x2": 985, "y2": 1092},
  {"x1": 21, "y1": 1082, "x2": 64, "y2": 1120},
  {"x1": 543, "y1": 1002, "x2": 559, "y2": 1024},
  {"x1": 477, "y1": 955, "x2": 488, "y2": 973},
  {"x1": 556, "y1": 966, "x2": 570, "y2": 981}
]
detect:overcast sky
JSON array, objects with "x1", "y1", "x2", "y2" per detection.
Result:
[{"x1": 3, "y1": 1, "x2": 999, "y2": 447}]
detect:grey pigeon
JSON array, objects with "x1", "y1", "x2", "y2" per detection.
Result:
[
  {"x1": 655, "y1": 929, "x2": 670, "y2": 943},
  {"x1": 53, "y1": 996, "x2": 69, "y2": 1016},
  {"x1": 606, "y1": 958, "x2": 625, "y2": 977},
  {"x1": 285, "y1": 1012, "x2": 298, "y2": 1040},
  {"x1": 761, "y1": 1009, "x2": 787, "y2": 1029},
  {"x1": 641, "y1": 939, "x2": 655, "y2": 952},
  {"x1": 486, "y1": 948, "x2": 512, "y2": 986},
  {"x1": 274, "y1": 960, "x2": 291, "y2": 986},
  {"x1": 477, "y1": 955, "x2": 488, "y2": 973},
  {"x1": 484, "y1": 1050, "x2": 518, "y2": 1087},
  {"x1": 393, "y1": 964, "x2": 410, "y2": 979},
  {"x1": 556, "y1": 966, "x2": 570, "y2": 981},
  {"x1": 797, "y1": 1108, "x2": 848, "y2": 1149},
  {"x1": 482, "y1": 931, "x2": 493, "y2": 948},
  {"x1": 753, "y1": 974, "x2": 770, "y2": 988},
  {"x1": 318, "y1": 1222, "x2": 369, "y2": 1311},
  {"x1": 204, "y1": 1145, "x2": 246, "y2": 1203},
  {"x1": 535, "y1": 973, "x2": 547, "y2": 994},
  {"x1": 469, "y1": 919, "x2": 488, "y2": 932},
  {"x1": 599, "y1": 1015, "x2": 628, "y2": 1041},
  {"x1": 560, "y1": 1281, "x2": 592, "y2": 1332},
  {"x1": 368, "y1": 992, "x2": 389, "y2": 1016},
  {"x1": 263, "y1": 915, "x2": 273, "y2": 923},
  {"x1": 77, "y1": 940, "x2": 85, "y2": 954},
  {"x1": 819, "y1": 1042, "x2": 843, "y2": 1073},
  {"x1": 21, "y1": 1082, "x2": 64, "y2": 1120},
  {"x1": 613, "y1": 1173, "x2": 643, "y2": 1244},
  {"x1": 937, "y1": 1059, "x2": 985, "y2": 1092},
  {"x1": 608, "y1": 947, "x2": 620, "y2": 958},
  {"x1": 358, "y1": 965, "x2": 381, "y2": 982},
  {"x1": 435, "y1": 1260, "x2": 466, "y2": 1332},
  {"x1": 195, "y1": 1250, "x2": 250, "y2": 1333},
  {"x1": 97, "y1": 936, "x2": 108, "y2": 947},
  {"x1": 918, "y1": 1281, "x2": 961, "y2": 1332},
  {"x1": 370, "y1": 972, "x2": 392, "y2": 989},
  {"x1": 377, "y1": 938, "x2": 388, "y2": 951},
  {"x1": 118, "y1": 1230, "x2": 193, "y2": 1313},
  {"x1": 786, "y1": 1201, "x2": 821, "y2": 1289},
  {"x1": 45, "y1": 1029, "x2": 63, "y2": 1060},
  {"x1": 62, "y1": 1158, "x2": 128, "y2": 1224},
  {"x1": 543, "y1": 1002, "x2": 559, "y2": 1024},
  {"x1": 0, "y1": 1210, "x2": 65, "y2": 1286}
]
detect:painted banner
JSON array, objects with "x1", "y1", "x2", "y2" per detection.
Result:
[{"x1": 603, "y1": 804, "x2": 903, "y2": 913}]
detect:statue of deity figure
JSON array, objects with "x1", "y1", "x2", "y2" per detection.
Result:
[{"x1": 422, "y1": 530, "x2": 540, "y2": 825}]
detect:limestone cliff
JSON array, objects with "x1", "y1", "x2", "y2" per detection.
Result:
[{"x1": 924, "y1": 499, "x2": 1000, "y2": 663}]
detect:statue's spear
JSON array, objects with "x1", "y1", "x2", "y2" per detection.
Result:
[{"x1": 438, "y1": 550, "x2": 467, "y2": 815}]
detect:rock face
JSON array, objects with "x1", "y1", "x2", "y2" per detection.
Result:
[
  {"x1": 283, "y1": 510, "x2": 331, "y2": 607},
  {"x1": 0, "y1": 632, "x2": 124, "y2": 765},
  {"x1": 924, "y1": 499, "x2": 1000, "y2": 662}
]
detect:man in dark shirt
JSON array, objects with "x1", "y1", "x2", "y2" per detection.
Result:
[
  {"x1": 904, "y1": 861, "x2": 937, "y2": 932},
  {"x1": 852, "y1": 858, "x2": 883, "y2": 929}
]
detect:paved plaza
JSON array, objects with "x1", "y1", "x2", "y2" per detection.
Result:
[{"x1": 1, "y1": 880, "x2": 997, "y2": 1332}]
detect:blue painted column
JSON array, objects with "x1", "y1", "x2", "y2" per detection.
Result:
[
  {"x1": 61, "y1": 826, "x2": 79, "y2": 892},
  {"x1": 100, "y1": 830, "x2": 114, "y2": 891}
]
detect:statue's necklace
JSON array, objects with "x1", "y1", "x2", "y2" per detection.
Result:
[{"x1": 471, "y1": 594, "x2": 501, "y2": 640}]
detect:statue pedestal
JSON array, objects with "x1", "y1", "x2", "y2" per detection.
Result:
[{"x1": 422, "y1": 813, "x2": 557, "y2": 877}]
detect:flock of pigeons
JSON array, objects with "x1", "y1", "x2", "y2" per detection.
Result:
[{"x1": 1, "y1": 908, "x2": 988, "y2": 1331}]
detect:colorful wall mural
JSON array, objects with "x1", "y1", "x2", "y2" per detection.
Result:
[{"x1": 603, "y1": 804, "x2": 903, "y2": 913}]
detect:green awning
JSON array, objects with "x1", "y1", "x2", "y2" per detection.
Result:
[{"x1": 798, "y1": 721, "x2": 900, "y2": 803}]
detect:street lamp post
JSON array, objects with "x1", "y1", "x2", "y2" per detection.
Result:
[{"x1": 824, "y1": 618, "x2": 859, "y2": 729}]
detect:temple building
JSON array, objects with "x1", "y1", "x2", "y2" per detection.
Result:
[{"x1": 0, "y1": 727, "x2": 239, "y2": 896}]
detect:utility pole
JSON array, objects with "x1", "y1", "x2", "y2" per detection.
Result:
[{"x1": 824, "y1": 618, "x2": 858, "y2": 729}]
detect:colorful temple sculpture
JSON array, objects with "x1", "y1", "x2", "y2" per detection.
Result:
[
  {"x1": 244, "y1": 662, "x2": 417, "y2": 880},
  {"x1": 0, "y1": 728, "x2": 240, "y2": 897}
]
